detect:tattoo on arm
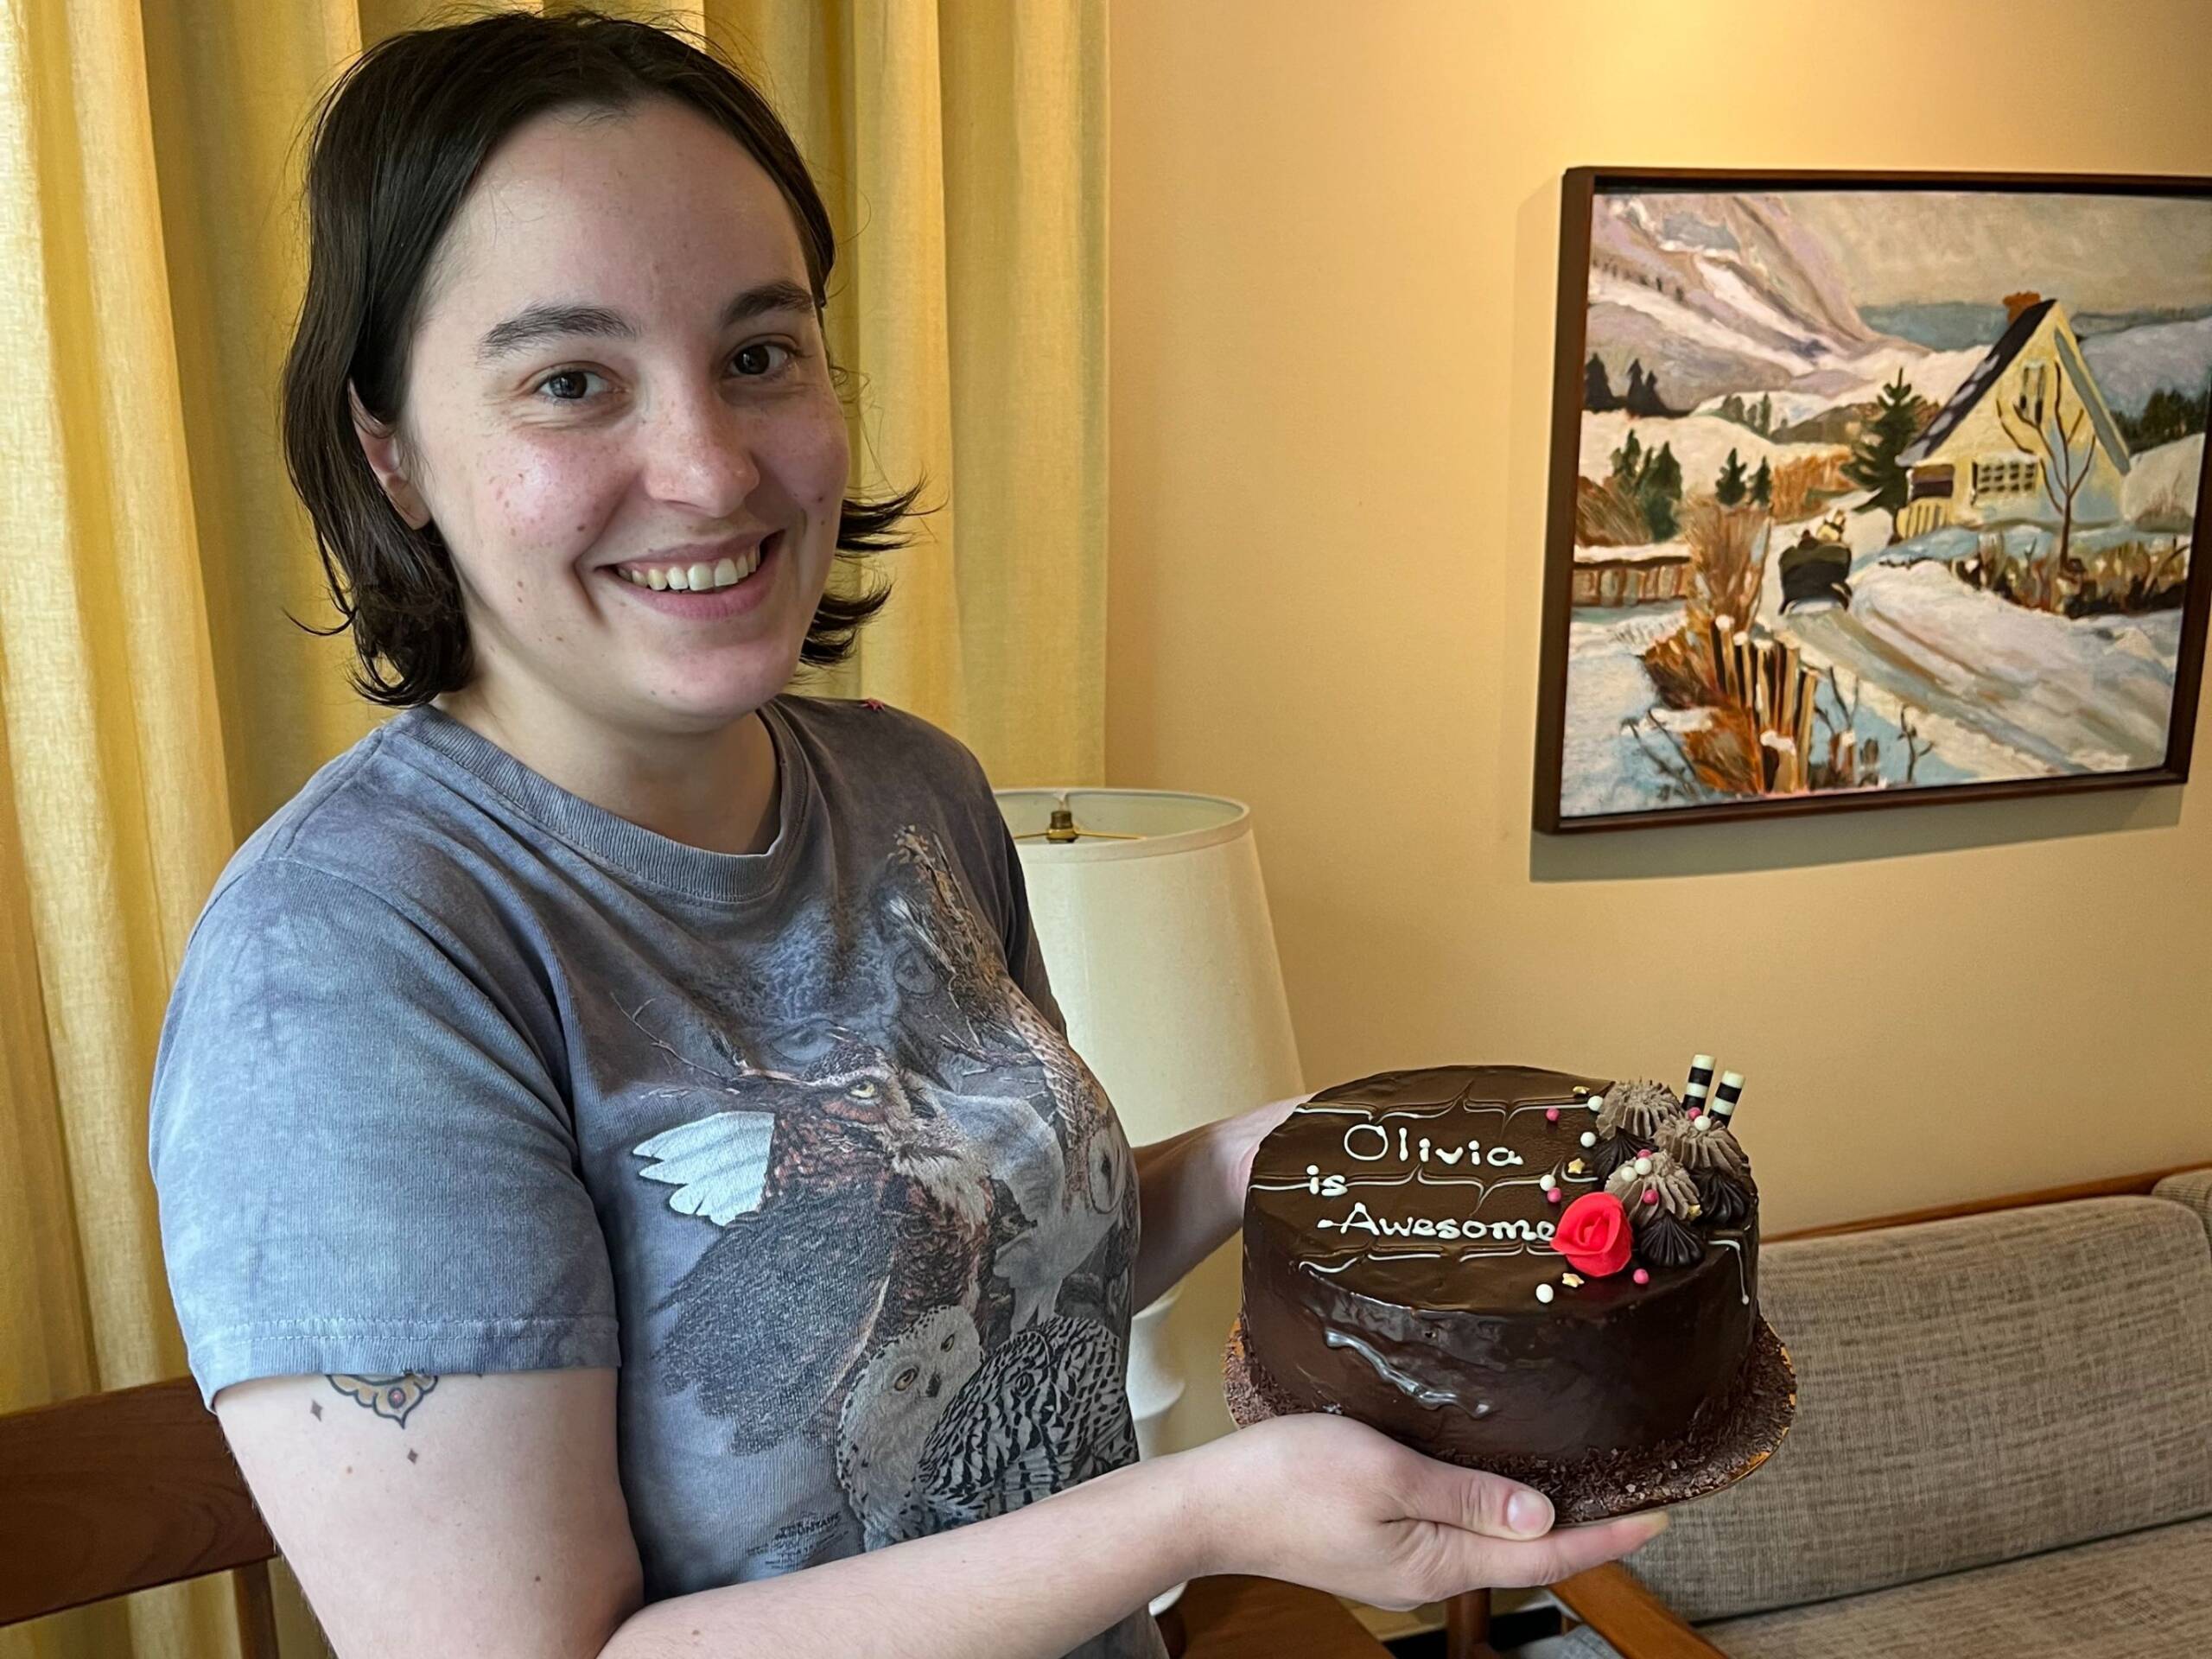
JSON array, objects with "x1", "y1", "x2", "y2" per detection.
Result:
[{"x1": 325, "y1": 1372, "x2": 440, "y2": 1427}]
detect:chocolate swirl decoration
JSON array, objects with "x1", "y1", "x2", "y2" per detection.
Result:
[
  {"x1": 1597, "y1": 1078, "x2": 1682, "y2": 1144},
  {"x1": 1657, "y1": 1114, "x2": 1756, "y2": 1228},
  {"x1": 1636, "y1": 1209, "x2": 1705, "y2": 1269},
  {"x1": 1605, "y1": 1149, "x2": 1706, "y2": 1268},
  {"x1": 1591, "y1": 1079, "x2": 1681, "y2": 1181}
]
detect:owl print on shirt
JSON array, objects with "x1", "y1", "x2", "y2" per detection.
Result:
[{"x1": 625, "y1": 825, "x2": 1140, "y2": 1551}]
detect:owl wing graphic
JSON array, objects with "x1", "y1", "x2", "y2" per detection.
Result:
[{"x1": 632, "y1": 1109, "x2": 778, "y2": 1224}]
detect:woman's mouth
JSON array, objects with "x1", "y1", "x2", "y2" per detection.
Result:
[{"x1": 601, "y1": 532, "x2": 784, "y2": 618}]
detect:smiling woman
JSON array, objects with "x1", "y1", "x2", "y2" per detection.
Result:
[{"x1": 137, "y1": 11, "x2": 1662, "y2": 1659}]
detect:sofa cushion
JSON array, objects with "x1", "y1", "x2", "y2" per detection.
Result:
[
  {"x1": 1694, "y1": 1514, "x2": 2212, "y2": 1659},
  {"x1": 1629, "y1": 1198, "x2": 2212, "y2": 1623},
  {"x1": 2154, "y1": 1166, "x2": 2212, "y2": 1249}
]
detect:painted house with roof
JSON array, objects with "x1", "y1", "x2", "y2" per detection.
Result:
[{"x1": 1897, "y1": 295, "x2": 2132, "y2": 541}]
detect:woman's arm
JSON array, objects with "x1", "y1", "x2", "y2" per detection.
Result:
[
  {"x1": 1129, "y1": 1095, "x2": 1306, "y2": 1309},
  {"x1": 220, "y1": 1360, "x2": 1662, "y2": 1659}
]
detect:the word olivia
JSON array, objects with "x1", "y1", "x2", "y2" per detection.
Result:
[{"x1": 1343, "y1": 1122, "x2": 1525, "y2": 1168}]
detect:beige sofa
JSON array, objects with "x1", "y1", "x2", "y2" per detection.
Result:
[{"x1": 1554, "y1": 1167, "x2": 2212, "y2": 1659}]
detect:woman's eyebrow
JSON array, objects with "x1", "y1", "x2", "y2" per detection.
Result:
[{"x1": 474, "y1": 279, "x2": 818, "y2": 365}]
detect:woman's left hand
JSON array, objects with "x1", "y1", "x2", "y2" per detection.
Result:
[{"x1": 1220, "y1": 1093, "x2": 1310, "y2": 1201}]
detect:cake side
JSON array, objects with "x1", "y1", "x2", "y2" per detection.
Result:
[{"x1": 1241, "y1": 1062, "x2": 1759, "y2": 1464}]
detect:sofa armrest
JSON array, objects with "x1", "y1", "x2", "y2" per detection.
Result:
[{"x1": 1552, "y1": 1563, "x2": 1727, "y2": 1659}]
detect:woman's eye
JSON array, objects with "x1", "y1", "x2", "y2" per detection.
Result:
[
  {"x1": 535, "y1": 368, "x2": 600, "y2": 403},
  {"x1": 732, "y1": 341, "x2": 798, "y2": 378}
]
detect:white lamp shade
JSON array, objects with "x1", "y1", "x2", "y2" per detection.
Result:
[{"x1": 995, "y1": 789, "x2": 1304, "y2": 1143}]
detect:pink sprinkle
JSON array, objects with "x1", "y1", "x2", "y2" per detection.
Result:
[
  {"x1": 1633, "y1": 1268, "x2": 1650, "y2": 1285},
  {"x1": 1547, "y1": 1188, "x2": 1563, "y2": 1204},
  {"x1": 1642, "y1": 1189, "x2": 1658, "y2": 1205},
  {"x1": 1688, "y1": 1106, "x2": 1703, "y2": 1118},
  {"x1": 1639, "y1": 1147, "x2": 1654, "y2": 1158},
  {"x1": 1545, "y1": 1107, "x2": 1560, "y2": 1122}
]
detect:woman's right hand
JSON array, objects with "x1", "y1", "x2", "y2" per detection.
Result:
[{"x1": 1173, "y1": 1413, "x2": 1669, "y2": 1611}]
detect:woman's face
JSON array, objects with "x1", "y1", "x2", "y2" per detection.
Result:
[{"x1": 359, "y1": 97, "x2": 849, "y2": 736}]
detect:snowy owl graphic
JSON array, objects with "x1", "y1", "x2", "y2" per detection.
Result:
[
  {"x1": 835, "y1": 1306, "x2": 986, "y2": 1548},
  {"x1": 902, "y1": 1315, "x2": 1137, "y2": 1538}
]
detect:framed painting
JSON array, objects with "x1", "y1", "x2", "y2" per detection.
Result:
[{"x1": 1534, "y1": 168, "x2": 2212, "y2": 833}]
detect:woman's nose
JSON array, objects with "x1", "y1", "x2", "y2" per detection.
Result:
[{"x1": 640, "y1": 382, "x2": 763, "y2": 518}]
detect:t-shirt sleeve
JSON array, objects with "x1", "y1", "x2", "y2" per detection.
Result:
[{"x1": 148, "y1": 856, "x2": 620, "y2": 1408}]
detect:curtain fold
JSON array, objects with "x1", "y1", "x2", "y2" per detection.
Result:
[{"x1": 0, "y1": 3, "x2": 1105, "y2": 1653}]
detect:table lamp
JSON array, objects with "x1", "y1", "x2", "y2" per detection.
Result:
[{"x1": 995, "y1": 787, "x2": 1305, "y2": 1617}]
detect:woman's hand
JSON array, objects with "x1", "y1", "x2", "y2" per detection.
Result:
[
  {"x1": 1129, "y1": 1092, "x2": 1308, "y2": 1308},
  {"x1": 1220, "y1": 1093, "x2": 1308, "y2": 1198},
  {"x1": 1172, "y1": 1414, "x2": 1667, "y2": 1611}
]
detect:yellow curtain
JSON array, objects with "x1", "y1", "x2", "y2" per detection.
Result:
[{"x1": 0, "y1": 2, "x2": 1104, "y2": 1653}]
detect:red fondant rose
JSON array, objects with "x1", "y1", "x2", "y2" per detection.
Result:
[{"x1": 1554, "y1": 1192, "x2": 1633, "y2": 1277}]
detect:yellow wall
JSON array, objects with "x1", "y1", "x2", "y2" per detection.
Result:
[{"x1": 1107, "y1": 0, "x2": 2212, "y2": 1444}]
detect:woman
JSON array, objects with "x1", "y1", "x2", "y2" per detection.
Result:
[{"x1": 147, "y1": 12, "x2": 1662, "y2": 1657}]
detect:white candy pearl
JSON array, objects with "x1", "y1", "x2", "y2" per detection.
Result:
[
  {"x1": 1535, "y1": 1284, "x2": 1555, "y2": 1304},
  {"x1": 1580, "y1": 1131, "x2": 1597, "y2": 1147},
  {"x1": 1586, "y1": 1096, "x2": 1605, "y2": 1113},
  {"x1": 1634, "y1": 1155, "x2": 1654, "y2": 1176}
]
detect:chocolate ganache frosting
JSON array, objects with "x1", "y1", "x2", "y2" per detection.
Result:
[{"x1": 1241, "y1": 1065, "x2": 1758, "y2": 1466}]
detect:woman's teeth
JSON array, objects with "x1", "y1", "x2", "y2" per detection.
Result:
[{"x1": 615, "y1": 544, "x2": 764, "y2": 591}]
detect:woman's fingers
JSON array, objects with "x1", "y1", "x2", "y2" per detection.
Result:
[
  {"x1": 1434, "y1": 1510, "x2": 1671, "y2": 1593},
  {"x1": 1393, "y1": 1454, "x2": 1557, "y2": 1540}
]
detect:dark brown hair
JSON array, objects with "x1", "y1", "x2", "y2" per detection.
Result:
[{"x1": 281, "y1": 6, "x2": 922, "y2": 705}]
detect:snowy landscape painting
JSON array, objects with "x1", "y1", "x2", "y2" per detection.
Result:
[{"x1": 1535, "y1": 171, "x2": 2212, "y2": 831}]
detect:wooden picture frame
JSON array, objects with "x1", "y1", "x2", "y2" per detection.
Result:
[{"x1": 1534, "y1": 168, "x2": 2212, "y2": 834}]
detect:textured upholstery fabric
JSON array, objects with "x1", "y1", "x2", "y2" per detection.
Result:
[
  {"x1": 2154, "y1": 1167, "x2": 2212, "y2": 1249},
  {"x1": 1698, "y1": 1515, "x2": 2212, "y2": 1658},
  {"x1": 1627, "y1": 1198, "x2": 2212, "y2": 1623}
]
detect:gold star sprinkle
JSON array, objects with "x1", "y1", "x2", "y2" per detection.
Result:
[
  {"x1": 1567, "y1": 1159, "x2": 1586, "y2": 1176},
  {"x1": 1561, "y1": 1273, "x2": 1585, "y2": 1288}
]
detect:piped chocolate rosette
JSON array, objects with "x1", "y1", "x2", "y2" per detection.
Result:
[
  {"x1": 1589, "y1": 1079, "x2": 1681, "y2": 1181},
  {"x1": 1569, "y1": 1059, "x2": 1757, "y2": 1274},
  {"x1": 1606, "y1": 1147, "x2": 1705, "y2": 1268},
  {"x1": 1658, "y1": 1110, "x2": 1756, "y2": 1228}
]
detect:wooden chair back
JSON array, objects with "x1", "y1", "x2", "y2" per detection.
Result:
[{"x1": 0, "y1": 1376, "x2": 282, "y2": 1654}]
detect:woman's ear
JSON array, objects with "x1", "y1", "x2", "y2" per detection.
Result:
[{"x1": 348, "y1": 382, "x2": 432, "y2": 531}]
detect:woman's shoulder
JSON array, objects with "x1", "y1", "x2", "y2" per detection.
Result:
[
  {"x1": 771, "y1": 691, "x2": 995, "y2": 799},
  {"x1": 197, "y1": 712, "x2": 521, "y2": 949}
]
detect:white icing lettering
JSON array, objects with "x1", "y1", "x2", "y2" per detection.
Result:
[
  {"x1": 1434, "y1": 1145, "x2": 1465, "y2": 1164},
  {"x1": 1484, "y1": 1145, "x2": 1524, "y2": 1167},
  {"x1": 1344, "y1": 1124, "x2": 1389, "y2": 1162},
  {"x1": 1320, "y1": 1173, "x2": 1347, "y2": 1198}
]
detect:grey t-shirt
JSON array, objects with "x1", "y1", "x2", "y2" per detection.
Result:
[{"x1": 149, "y1": 696, "x2": 1164, "y2": 1658}]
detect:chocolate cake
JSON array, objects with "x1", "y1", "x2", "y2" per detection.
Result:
[{"x1": 1238, "y1": 1062, "x2": 1771, "y2": 1498}]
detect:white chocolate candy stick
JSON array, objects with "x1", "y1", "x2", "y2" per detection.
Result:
[
  {"x1": 1713, "y1": 1070, "x2": 1745, "y2": 1122},
  {"x1": 1686, "y1": 1054, "x2": 1716, "y2": 1100}
]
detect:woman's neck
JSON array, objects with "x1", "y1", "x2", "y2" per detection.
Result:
[{"x1": 431, "y1": 683, "x2": 781, "y2": 856}]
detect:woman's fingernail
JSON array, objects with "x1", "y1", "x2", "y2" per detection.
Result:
[{"x1": 1507, "y1": 1491, "x2": 1553, "y2": 1536}]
